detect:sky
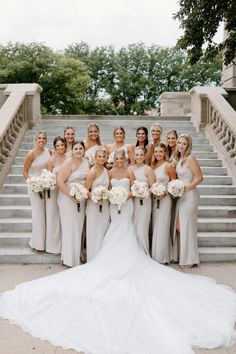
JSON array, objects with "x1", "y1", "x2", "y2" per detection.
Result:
[{"x1": 0, "y1": 0, "x2": 223, "y2": 51}]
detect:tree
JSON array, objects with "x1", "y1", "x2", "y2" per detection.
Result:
[{"x1": 174, "y1": 0, "x2": 236, "y2": 65}]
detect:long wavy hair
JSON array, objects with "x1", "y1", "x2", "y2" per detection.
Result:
[
  {"x1": 166, "y1": 129, "x2": 178, "y2": 158},
  {"x1": 151, "y1": 143, "x2": 168, "y2": 168},
  {"x1": 87, "y1": 123, "x2": 102, "y2": 146},
  {"x1": 135, "y1": 127, "x2": 149, "y2": 148},
  {"x1": 173, "y1": 133, "x2": 192, "y2": 165}
]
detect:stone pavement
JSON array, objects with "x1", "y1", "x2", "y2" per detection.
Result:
[{"x1": 0, "y1": 263, "x2": 236, "y2": 354}]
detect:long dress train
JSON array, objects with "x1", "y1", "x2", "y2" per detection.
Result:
[
  {"x1": 0, "y1": 179, "x2": 236, "y2": 354},
  {"x1": 28, "y1": 149, "x2": 50, "y2": 251}
]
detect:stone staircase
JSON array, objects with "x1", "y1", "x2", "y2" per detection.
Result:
[{"x1": 0, "y1": 115, "x2": 236, "y2": 263}]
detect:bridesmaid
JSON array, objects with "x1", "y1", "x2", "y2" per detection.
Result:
[
  {"x1": 84, "y1": 123, "x2": 102, "y2": 166},
  {"x1": 134, "y1": 126, "x2": 153, "y2": 165},
  {"x1": 166, "y1": 129, "x2": 178, "y2": 164},
  {"x1": 106, "y1": 127, "x2": 135, "y2": 166},
  {"x1": 85, "y1": 146, "x2": 110, "y2": 261},
  {"x1": 173, "y1": 134, "x2": 203, "y2": 269},
  {"x1": 129, "y1": 146, "x2": 155, "y2": 254},
  {"x1": 46, "y1": 136, "x2": 66, "y2": 255},
  {"x1": 23, "y1": 131, "x2": 50, "y2": 252},
  {"x1": 146, "y1": 123, "x2": 163, "y2": 165},
  {"x1": 57, "y1": 141, "x2": 89, "y2": 267},
  {"x1": 151, "y1": 143, "x2": 176, "y2": 264},
  {"x1": 64, "y1": 126, "x2": 76, "y2": 158}
]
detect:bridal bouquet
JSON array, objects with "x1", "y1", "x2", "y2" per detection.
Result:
[
  {"x1": 108, "y1": 186, "x2": 129, "y2": 214},
  {"x1": 40, "y1": 169, "x2": 57, "y2": 198},
  {"x1": 27, "y1": 176, "x2": 44, "y2": 199},
  {"x1": 69, "y1": 182, "x2": 88, "y2": 212},
  {"x1": 167, "y1": 179, "x2": 185, "y2": 198},
  {"x1": 150, "y1": 182, "x2": 167, "y2": 209},
  {"x1": 91, "y1": 185, "x2": 109, "y2": 212},
  {"x1": 131, "y1": 180, "x2": 149, "y2": 205}
]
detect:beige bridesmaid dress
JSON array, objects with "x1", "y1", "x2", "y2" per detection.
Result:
[
  {"x1": 57, "y1": 158, "x2": 89, "y2": 267},
  {"x1": 173, "y1": 161, "x2": 200, "y2": 266},
  {"x1": 132, "y1": 165, "x2": 152, "y2": 254},
  {"x1": 152, "y1": 162, "x2": 172, "y2": 263},
  {"x1": 45, "y1": 165, "x2": 61, "y2": 254},
  {"x1": 86, "y1": 168, "x2": 110, "y2": 262},
  {"x1": 28, "y1": 149, "x2": 50, "y2": 251}
]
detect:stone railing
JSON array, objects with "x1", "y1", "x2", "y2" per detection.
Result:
[
  {"x1": 190, "y1": 86, "x2": 236, "y2": 178},
  {"x1": 0, "y1": 84, "x2": 42, "y2": 187}
]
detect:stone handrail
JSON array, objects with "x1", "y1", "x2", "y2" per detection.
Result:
[
  {"x1": 0, "y1": 84, "x2": 42, "y2": 187},
  {"x1": 190, "y1": 86, "x2": 236, "y2": 178}
]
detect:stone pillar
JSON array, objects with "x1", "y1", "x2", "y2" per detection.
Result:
[{"x1": 159, "y1": 92, "x2": 191, "y2": 116}]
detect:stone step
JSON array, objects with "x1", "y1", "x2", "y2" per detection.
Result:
[
  {"x1": 197, "y1": 185, "x2": 236, "y2": 195},
  {"x1": 199, "y1": 247, "x2": 236, "y2": 262},
  {"x1": 197, "y1": 232, "x2": 236, "y2": 247},
  {"x1": 199, "y1": 195, "x2": 236, "y2": 206},
  {"x1": 198, "y1": 218, "x2": 236, "y2": 232},
  {"x1": 0, "y1": 205, "x2": 31, "y2": 218},
  {"x1": 0, "y1": 218, "x2": 32, "y2": 232},
  {"x1": 0, "y1": 194, "x2": 30, "y2": 205},
  {"x1": 0, "y1": 247, "x2": 60, "y2": 264},
  {"x1": 198, "y1": 206, "x2": 236, "y2": 218},
  {"x1": 0, "y1": 232, "x2": 31, "y2": 247}
]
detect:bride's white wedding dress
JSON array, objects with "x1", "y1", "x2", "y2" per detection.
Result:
[{"x1": 0, "y1": 178, "x2": 236, "y2": 354}]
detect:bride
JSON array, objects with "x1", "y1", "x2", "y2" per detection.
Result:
[{"x1": 0, "y1": 149, "x2": 236, "y2": 354}]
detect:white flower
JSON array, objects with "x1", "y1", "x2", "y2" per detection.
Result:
[
  {"x1": 150, "y1": 182, "x2": 167, "y2": 197},
  {"x1": 107, "y1": 151, "x2": 115, "y2": 168},
  {"x1": 167, "y1": 179, "x2": 185, "y2": 198},
  {"x1": 131, "y1": 180, "x2": 149, "y2": 200},
  {"x1": 69, "y1": 182, "x2": 88, "y2": 202},
  {"x1": 40, "y1": 169, "x2": 56, "y2": 190},
  {"x1": 109, "y1": 186, "x2": 128, "y2": 213},
  {"x1": 86, "y1": 153, "x2": 96, "y2": 166},
  {"x1": 91, "y1": 185, "x2": 109, "y2": 203},
  {"x1": 27, "y1": 176, "x2": 44, "y2": 193}
]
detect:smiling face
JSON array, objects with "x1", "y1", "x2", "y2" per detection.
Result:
[
  {"x1": 136, "y1": 129, "x2": 147, "y2": 143},
  {"x1": 55, "y1": 140, "x2": 66, "y2": 154},
  {"x1": 95, "y1": 149, "x2": 107, "y2": 165},
  {"x1": 36, "y1": 132, "x2": 47, "y2": 148},
  {"x1": 114, "y1": 151, "x2": 125, "y2": 168},
  {"x1": 167, "y1": 132, "x2": 177, "y2": 148},
  {"x1": 177, "y1": 137, "x2": 189, "y2": 155},
  {"x1": 72, "y1": 143, "x2": 85, "y2": 159},
  {"x1": 114, "y1": 128, "x2": 125, "y2": 143},
  {"x1": 135, "y1": 148, "x2": 145, "y2": 164},
  {"x1": 151, "y1": 126, "x2": 162, "y2": 141},
  {"x1": 153, "y1": 146, "x2": 166, "y2": 162},
  {"x1": 88, "y1": 125, "x2": 99, "y2": 142},
  {"x1": 64, "y1": 128, "x2": 75, "y2": 145}
]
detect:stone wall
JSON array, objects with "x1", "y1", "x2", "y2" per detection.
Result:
[{"x1": 159, "y1": 92, "x2": 191, "y2": 116}]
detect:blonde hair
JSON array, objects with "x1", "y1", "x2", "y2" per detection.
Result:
[
  {"x1": 150, "y1": 123, "x2": 163, "y2": 134},
  {"x1": 114, "y1": 149, "x2": 126, "y2": 161},
  {"x1": 173, "y1": 133, "x2": 192, "y2": 165},
  {"x1": 87, "y1": 123, "x2": 101, "y2": 145},
  {"x1": 95, "y1": 146, "x2": 107, "y2": 158},
  {"x1": 34, "y1": 131, "x2": 47, "y2": 144},
  {"x1": 151, "y1": 143, "x2": 168, "y2": 168}
]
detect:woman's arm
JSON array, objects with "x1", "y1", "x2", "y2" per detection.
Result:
[
  {"x1": 146, "y1": 166, "x2": 156, "y2": 187},
  {"x1": 57, "y1": 160, "x2": 72, "y2": 196},
  {"x1": 23, "y1": 151, "x2": 34, "y2": 180},
  {"x1": 165, "y1": 163, "x2": 177, "y2": 181},
  {"x1": 128, "y1": 145, "x2": 135, "y2": 165},
  {"x1": 145, "y1": 144, "x2": 153, "y2": 166},
  {"x1": 85, "y1": 168, "x2": 96, "y2": 198},
  {"x1": 46, "y1": 158, "x2": 54, "y2": 172},
  {"x1": 185, "y1": 155, "x2": 203, "y2": 191}
]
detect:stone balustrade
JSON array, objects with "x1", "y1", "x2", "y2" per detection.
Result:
[
  {"x1": 0, "y1": 84, "x2": 42, "y2": 187},
  {"x1": 190, "y1": 86, "x2": 236, "y2": 179}
]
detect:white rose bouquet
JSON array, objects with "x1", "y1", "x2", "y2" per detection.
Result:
[
  {"x1": 27, "y1": 176, "x2": 44, "y2": 199},
  {"x1": 108, "y1": 186, "x2": 129, "y2": 214},
  {"x1": 69, "y1": 182, "x2": 88, "y2": 212},
  {"x1": 150, "y1": 182, "x2": 167, "y2": 208},
  {"x1": 131, "y1": 180, "x2": 149, "y2": 206},
  {"x1": 86, "y1": 152, "x2": 96, "y2": 167},
  {"x1": 40, "y1": 169, "x2": 57, "y2": 198},
  {"x1": 167, "y1": 179, "x2": 185, "y2": 198},
  {"x1": 106, "y1": 151, "x2": 115, "y2": 169},
  {"x1": 91, "y1": 185, "x2": 109, "y2": 212}
]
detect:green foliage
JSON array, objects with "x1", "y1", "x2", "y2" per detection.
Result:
[
  {"x1": 0, "y1": 41, "x2": 221, "y2": 115},
  {"x1": 174, "y1": 0, "x2": 236, "y2": 65}
]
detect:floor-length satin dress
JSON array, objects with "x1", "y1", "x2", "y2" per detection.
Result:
[
  {"x1": 152, "y1": 162, "x2": 172, "y2": 263},
  {"x1": 45, "y1": 165, "x2": 61, "y2": 254},
  {"x1": 132, "y1": 165, "x2": 151, "y2": 254},
  {"x1": 28, "y1": 149, "x2": 50, "y2": 251},
  {"x1": 173, "y1": 161, "x2": 200, "y2": 265},
  {"x1": 86, "y1": 168, "x2": 110, "y2": 261},
  {"x1": 0, "y1": 180, "x2": 236, "y2": 354},
  {"x1": 57, "y1": 158, "x2": 89, "y2": 267}
]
